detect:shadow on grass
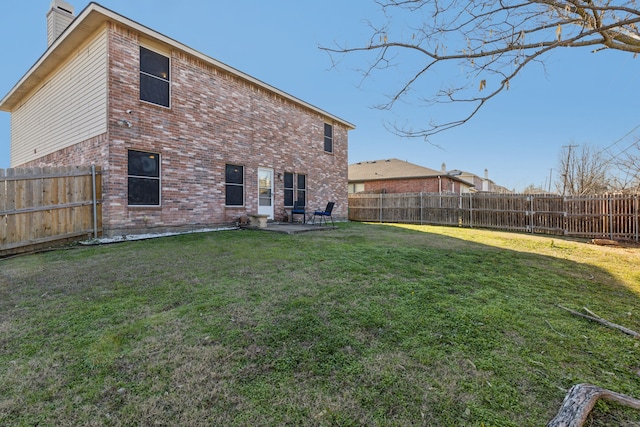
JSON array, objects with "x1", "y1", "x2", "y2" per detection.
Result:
[{"x1": 0, "y1": 222, "x2": 638, "y2": 426}]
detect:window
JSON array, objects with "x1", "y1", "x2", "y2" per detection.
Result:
[
  {"x1": 284, "y1": 172, "x2": 306, "y2": 207},
  {"x1": 128, "y1": 150, "x2": 160, "y2": 206},
  {"x1": 348, "y1": 183, "x2": 365, "y2": 194},
  {"x1": 225, "y1": 164, "x2": 244, "y2": 206},
  {"x1": 297, "y1": 174, "x2": 307, "y2": 206},
  {"x1": 140, "y1": 46, "x2": 170, "y2": 107},
  {"x1": 284, "y1": 173, "x2": 294, "y2": 207},
  {"x1": 324, "y1": 123, "x2": 333, "y2": 153}
]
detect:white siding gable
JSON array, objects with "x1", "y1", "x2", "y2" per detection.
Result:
[{"x1": 11, "y1": 28, "x2": 108, "y2": 166}]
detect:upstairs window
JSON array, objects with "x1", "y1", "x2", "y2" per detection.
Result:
[
  {"x1": 225, "y1": 164, "x2": 244, "y2": 206},
  {"x1": 324, "y1": 123, "x2": 333, "y2": 153},
  {"x1": 128, "y1": 150, "x2": 160, "y2": 206},
  {"x1": 140, "y1": 46, "x2": 170, "y2": 107}
]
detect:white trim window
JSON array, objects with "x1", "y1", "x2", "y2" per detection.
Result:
[
  {"x1": 324, "y1": 123, "x2": 333, "y2": 153},
  {"x1": 225, "y1": 164, "x2": 244, "y2": 206},
  {"x1": 284, "y1": 172, "x2": 306, "y2": 207},
  {"x1": 140, "y1": 46, "x2": 170, "y2": 108},
  {"x1": 128, "y1": 150, "x2": 161, "y2": 206}
]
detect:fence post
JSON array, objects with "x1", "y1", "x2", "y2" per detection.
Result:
[
  {"x1": 563, "y1": 197, "x2": 568, "y2": 236},
  {"x1": 379, "y1": 193, "x2": 383, "y2": 223},
  {"x1": 469, "y1": 193, "x2": 473, "y2": 228},
  {"x1": 608, "y1": 194, "x2": 613, "y2": 240},
  {"x1": 91, "y1": 165, "x2": 98, "y2": 239},
  {"x1": 529, "y1": 195, "x2": 534, "y2": 233},
  {"x1": 635, "y1": 195, "x2": 638, "y2": 242},
  {"x1": 420, "y1": 192, "x2": 423, "y2": 225}
]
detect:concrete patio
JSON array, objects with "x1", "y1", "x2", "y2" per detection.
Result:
[{"x1": 248, "y1": 222, "x2": 338, "y2": 235}]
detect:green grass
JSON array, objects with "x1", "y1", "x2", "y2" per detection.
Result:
[{"x1": 1, "y1": 222, "x2": 639, "y2": 426}]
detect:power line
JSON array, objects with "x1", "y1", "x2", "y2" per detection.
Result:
[
  {"x1": 603, "y1": 122, "x2": 640, "y2": 151},
  {"x1": 601, "y1": 122, "x2": 640, "y2": 160}
]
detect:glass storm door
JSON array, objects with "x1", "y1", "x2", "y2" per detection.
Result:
[{"x1": 258, "y1": 168, "x2": 274, "y2": 219}]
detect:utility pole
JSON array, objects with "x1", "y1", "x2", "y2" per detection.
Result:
[
  {"x1": 561, "y1": 145, "x2": 578, "y2": 196},
  {"x1": 548, "y1": 168, "x2": 553, "y2": 193}
]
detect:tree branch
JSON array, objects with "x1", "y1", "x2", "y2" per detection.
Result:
[
  {"x1": 320, "y1": 0, "x2": 640, "y2": 139},
  {"x1": 557, "y1": 305, "x2": 640, "y2": 338},
  {"x1": 547, "y1": 383, "x2": 640, "y2": 427}
]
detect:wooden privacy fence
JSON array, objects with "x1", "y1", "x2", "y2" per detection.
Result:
[
  {"x1": 348, "y1": 192, "x2": 640, "y2": 241},
  {"x1": 0, "y1": 166, "x2": 102, "y2": 256}
]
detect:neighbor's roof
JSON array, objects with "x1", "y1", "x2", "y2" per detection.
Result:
[
  {"x1": 0, "y1": 2, "x2": 355, "y2": 130},
  {"x1": 349, "y1": 158, "x2": 461, "y2": 181}
]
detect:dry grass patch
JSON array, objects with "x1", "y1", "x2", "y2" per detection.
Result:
[{"x1": 1, "y1": 223, "x2": 639, "y2": 426}]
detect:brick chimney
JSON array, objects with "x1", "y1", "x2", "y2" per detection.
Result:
[{"x1": 47, "y1": 0, "x2": 75, "y2": 46}]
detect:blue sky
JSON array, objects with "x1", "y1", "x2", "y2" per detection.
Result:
[{"x1": 1, "y1": 1, "x2": 638, "y2": 191}]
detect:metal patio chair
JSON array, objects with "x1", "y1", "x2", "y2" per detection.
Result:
[
  {"x1": 290, "y1": 201, "x2": 307, "y2": 223},
  {"x1": 311, "y1": 202, "x2": 335, "y2": 226}
]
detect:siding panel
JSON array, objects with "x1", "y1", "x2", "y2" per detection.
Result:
[{"x1": 11, "y1": 29, "x2": 108, "y2": 166}]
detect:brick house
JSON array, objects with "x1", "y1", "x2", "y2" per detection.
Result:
[
  {"x1": 348, "y1": 159, "x2": 473, "y2": 194},
  {"x1": 0, "y1": 1, "x2": 354, "y2": 236},
  {"x1": 445, "y1": 167, "x2": 512, "y2": 194}
]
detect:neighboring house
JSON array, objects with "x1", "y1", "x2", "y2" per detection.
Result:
[
  {"x1": 442, "y1": 164, "x2": 511, "y2": 194},
  {"x1": 348, "y1": 159, "x2": 473, "y2": 194},
  {"x1": 0, "y1": 1, "x2": 354, "y2": 236}
]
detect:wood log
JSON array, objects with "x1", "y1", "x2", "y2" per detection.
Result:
[
  {"x1": 591, "y1": 239, "x2": 620, "y2": 246},
  {"x1": 547, "y1": 383, "x2": 640, "y2": 427}
]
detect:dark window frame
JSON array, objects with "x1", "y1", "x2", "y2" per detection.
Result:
[
  {"x1": 284, "y1": 172, "x2": 295, "y2": 207},
  {"x1": 128, "y1": 150, "x2": 161, "y2": 206},
  {"x1": 225, "y1": 164, "x2": 245, "y2": 206},
  {"x1": 284, "y1": 172, "x2": 306, "y2": 207},
  {"x1": 324, "y1": 123, "x2": 333, "y2": 153},
  {"x1": 297, "y1": 174, "x2": 307, "y2": 206},
  {"x1": 140, "y1": 46, "x2": 170, "y2": 108}
]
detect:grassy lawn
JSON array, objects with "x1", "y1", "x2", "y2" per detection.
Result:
[{"x1": 1, "y1": 222, "x2": 639, "y2": 426}]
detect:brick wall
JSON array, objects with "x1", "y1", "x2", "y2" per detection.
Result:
[
  {"x1": 364, "y1": 177, "x2": 462, "y2": 194},
  {"x1": 19, "y1": 134, "x2": 109, "y2": 168},
  {"x1": 103, "y1": 23, "x2": 349, "y2": 235},
  {"x1": 19, "y1": 23, "x2": 350, "y2": 236}
]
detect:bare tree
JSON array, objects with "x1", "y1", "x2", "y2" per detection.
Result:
[
  {"x1": 322, "y1": 1, "x2": 640, "y2": 139},
  {"x1": 556, "y1": 144, "x2": 611, "y2": 195}
]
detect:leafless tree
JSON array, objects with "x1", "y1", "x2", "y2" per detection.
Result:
[
  {"x1": 321, "y1": 1, "x2": 640, "y2": 139},
  {"x1": 556, "y1": 144, "x2": 611, "y2": 195}
]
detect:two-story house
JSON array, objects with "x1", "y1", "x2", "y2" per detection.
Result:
[
  {"x1": 0, "y1": 1, "x2": 354, "y2": 236},
  {"x1": 441, "y1": 164, "x2": 512, "y2": 194},
  {"x1": 348, "y1": 159, "x2": 473, "y2": 195}
]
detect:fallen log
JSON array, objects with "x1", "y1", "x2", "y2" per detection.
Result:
[
  {"x1": 547, "y1": 383, "x2": 640, "y2": 427},
  {"x1": 591, "y1": 238, "x2": 620, "y2": 246},
  {"x1": 557, "y1": 305, "x2": 640, "y2": 339}
]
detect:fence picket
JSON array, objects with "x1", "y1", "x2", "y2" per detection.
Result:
[
  {"x1": 348, "y1": 192, "x2": 639, "y2": 242},
  {"x1": 0, "y1": 166, "x2": 102, "y2": 256}
]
